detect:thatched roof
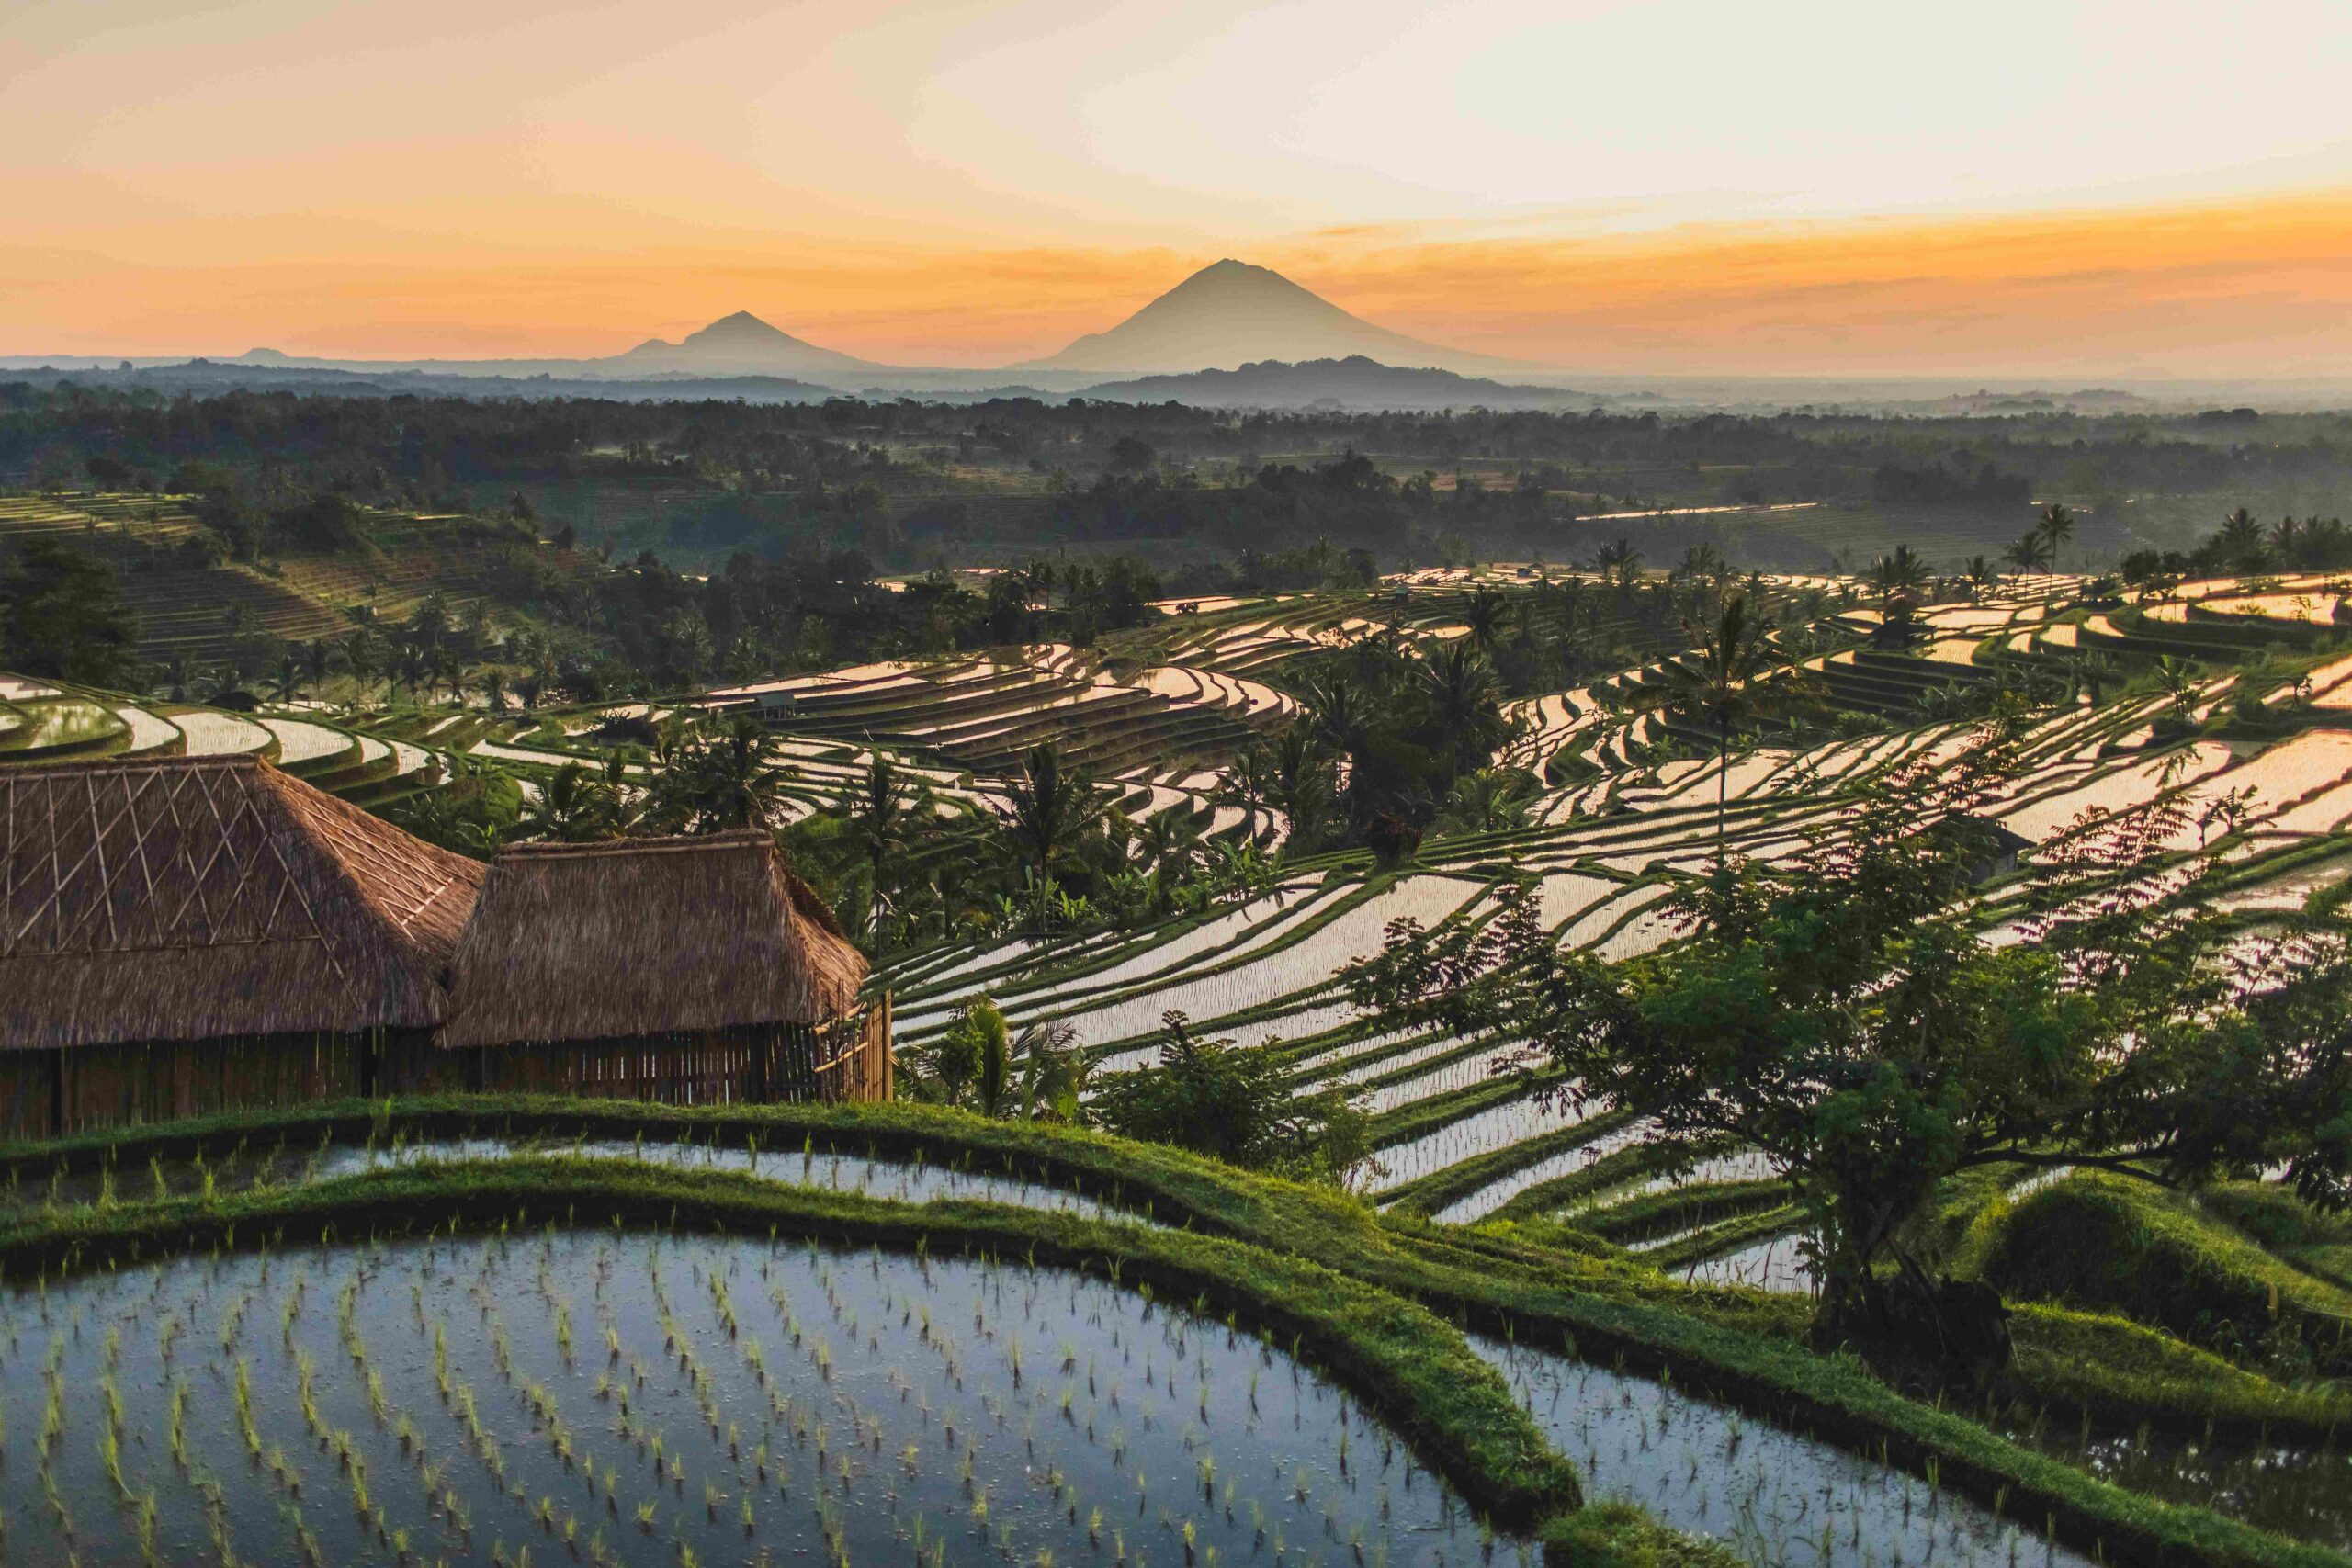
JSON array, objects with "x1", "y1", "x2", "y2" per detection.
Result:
[
  {"x1": 3, "y1": 755, "x2": 485, "y2": 1051},
  {"x1": 436, "y1": 830, "x2": 866, "y2": 1050}
]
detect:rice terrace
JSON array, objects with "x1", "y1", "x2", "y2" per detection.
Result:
[{"x1": 9, "y1": 4, "x2": 2352, "y2": 1562}]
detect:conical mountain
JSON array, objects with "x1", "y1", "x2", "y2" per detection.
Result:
[
  {"x1": 1018, "y1": 260, "x2": 1527, "y2": 374},
  {"x1": 611, "y1": 310, "x2": 877, "y2": 375}
]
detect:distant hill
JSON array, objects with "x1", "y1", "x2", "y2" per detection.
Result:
[
  {"x1": 1021, "y1": 260, "x2": 1531, "y2": 375},
  {"x1": 13, "y1": 359, "x2": 839, "y2": 405},
  {"x1": 609, "y1": 310, "x2": 879, "y2": 377},
  {"x1": 1080, "y1": 355, "x2": 1601, "y2": 412}
]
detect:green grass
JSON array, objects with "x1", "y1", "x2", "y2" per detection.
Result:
[
  {"x1": 1539, "y1": 1503, "x2": 1747, "y2": 1566},
  {"x1": 1577, "y1": 1177, "x2": 1794, "y2": 1247},
  {"x1": 0, "y1": 1156, "x2": 1593, "y2": 1526},
  {"x1": 1638, "y1": 1202, "x2": 1806, "y2": 1273},
  {"x1": 1379, "y1": 1107, "x2": 1640, "y2": 1215},
  {"x1": 3, "y1": 1094, "x2": 2348, "y2": 1566},
  {"x1": 1978, "y1": 1172, "x2": 2352, "y2": 1379}
]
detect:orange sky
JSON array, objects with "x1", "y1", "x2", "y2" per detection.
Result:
[
  {"x1": 7, "y1": 0, "x2": 2352, "y2": 374},
  {"x1": 11, "y1": 192, "x2": 2352, "y2": 376}
]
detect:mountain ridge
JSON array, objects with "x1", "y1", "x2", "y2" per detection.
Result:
[
  {"x1": 1020, "y1": 259, "x2": 1530, "y2": 375},
  {"x1": 1080, "y1": 355, "x2": 1600, "y2": 412},
  {"x1": 614, "y1": 310, "x2": 878, "y2": 375}
]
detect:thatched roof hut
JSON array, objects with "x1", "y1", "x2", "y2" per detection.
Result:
[
  {"x1": 3, "y1": 754, "x2": 485, "y2": 1052},
  {"x1": 437, "y1": 830, "x2": 867, "y2": 1050}
]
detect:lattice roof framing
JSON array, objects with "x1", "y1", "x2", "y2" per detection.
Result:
[{"x1": 2, "y1": 754, "x2": 485, "y2": 1051}]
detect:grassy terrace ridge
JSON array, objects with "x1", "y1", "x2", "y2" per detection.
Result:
[
  {"x1": 1367, "y1": 1062, "x2": 1567, "y2": 1150},
  {"x1": 1379, "y1": 1105, "x2": 1641, "y2": 1214},
  {"x1": 1976, "y1": 1171, "x2": 2352, "y2": 1378},
  {"x1": 894, "y1": 865, "x2": 1357, "y2": 1010},
  {"x1": 901, "y1": 865, "x2": 1496, "y2": 1050},
  {"x1": 4, "y1": 1095, "x2": 2348, "y2": 1568},
  {"x1": 0, "y1": 1157, "x2": 1596, "y2": 1538}
]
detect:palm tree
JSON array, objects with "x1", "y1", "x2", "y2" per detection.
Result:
[
  {"x1": 650, "y1": 713, "x2": 690, "y2": 775},
  {"x1": 1650, "y1": 592, "x2": 1787, "y2": 844},
  {"x1": 1214, "y1": 744, "x2": 1276, "y2": 831},
  {"x1": 1869, "y1": 545, "x2": 1931, "y2": 599},
  {"x1": 479, "y1": 667, "x2": 507, "y2": 716},
  {"x1": 1672, "y1": 543, "x2": 1726, "y2": 584},
  {"x1": 1459, "y1": 585, "x2": 1507, "y2": 652},
  {"x1": 2154, "y1": 655, "x2": 2201, "y2": 725},
  {"x1": 1436, "y1": 768, "x2": 1533, "y2": 835},
  {"x1": 1007, "y1": 1019, "x2": 1091, "y2": 1123},
  {"x1": 832, "y1": 753, "x2": 929, "y2": 929},
  {"x1": 1135, "y1": 808, "x2": 1203, "y2": 907},
  {"x1": 2002, "y1": 530, "x2": 2053, "y2": 578},
  {"x1": 270, "y1": 651, "x2": 301, "y2": 706},
  {"x1": 2065, "y1": 650, "x2": 2120, "y2": 707},
  {"x1": 695, "y1": 715, "x2": 793, "y2": 831},
  {"x1": 2037, "y1": 504, "x2": 2076, "y2": 571},
  {"x1": 520, "y1": 761, "x2": 620, "y2": 842},
  {"x1": 430, "y1": 648, "x2": 463, "y2": 706},
  {"x1": 996, "y1": 741, "x2": 1106, "y2": 925},
  {"x1": 1300, "y1": 669, "x2": 1374, "y2": 759},
  {"x1": 2218, "y1": 507, "x2": 2267, "y2": 572},
  {"x1": 2270, "y1": 515, "x2": 2306, "y2": 566},
  {"x1": 1263, "y1": 721, "x2": 1339, "y2": 851},
  {"x1": 341, "y1": 631, "x2": 380, "y2": 703},
  {"x1": 1912, "y1": 681, "x2": 1984, "y2": 725},
  {"x1": 300, "y1": 637, "x2": 335, "y2": 698},
  {"x1": 1413, "y1": 640, "x2": 1510, "y2": 773},
  {"x1": 1590, "y1": 538, "x2": 1643, "y2": 586}
]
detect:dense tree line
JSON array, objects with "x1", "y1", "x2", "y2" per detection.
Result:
[{"x1": 10, "y1": 382, "x2": 2352, "y2": 570}]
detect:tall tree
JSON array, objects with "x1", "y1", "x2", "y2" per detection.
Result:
[
  {"x1": 1647, "y1": 593, "x2": 1792, "y2": 842},
  {"x1": 1351, "y1": 732, "x2": 2352, "y2": 1379},
  {"x1": 1413, "y1": 639, "x2": 1510, "y2": 775},
  {"x1": 2037, "y1": 503, "x2": 2076, "y2": 570},
  {"x1": 0, "y1": 540, "x2": 139, "y2": 687},
  {"x1": 520, "y1": 761, "x2": 622, "y2": 842},
  {"x1": 2002, "y1": 530, "x2": 2053, "y2": 578},
  {"x1": 2217, "y1": 506, "x2": 2267, "y2": 572},
  {"x1": 649, "y1": 715, "x2": 794, "y2": 833},
  {"x1": 831, "y1": 752, "x2": 929, "y2": 929},
  {"x1": 1459, "y1": 585, "x2": 1508, "y2": 652},
  {"x1": 1869, "y1": 545, "x2": 1931, "y2": 599},
  {"x1": 995, "y1": 741, "x2": 1106, "y2": 925}
]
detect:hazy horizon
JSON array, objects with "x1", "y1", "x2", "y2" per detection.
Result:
[{"x1": 7, "y1": 0, "x2": 2352, "y2": 377}]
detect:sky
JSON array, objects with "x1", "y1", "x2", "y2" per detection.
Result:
[{"x1": 6, "y1": 0, "x2": 2352, "y2": 374}]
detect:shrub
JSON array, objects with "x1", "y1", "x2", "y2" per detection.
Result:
[{"x1": 1977, "y1": 1173, "x2": 2352, "y2": 1378}]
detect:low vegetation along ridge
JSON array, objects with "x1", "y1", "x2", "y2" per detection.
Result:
[{"x1": 6, "y1": 388, "x2": 2352, "y2": 1567}]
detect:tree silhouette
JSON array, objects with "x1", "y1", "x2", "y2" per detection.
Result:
[
  {"x1": 1459, "y1": 585, "x2": 1507, "y2": 652},
  {"x1": 1648, "y1": 592, "x2": 1792, "y2": 843},
  {"x1": 2002, "y1": 530, "x2": 2053, "y2": 577},
  {"x1": 2217, "y1": 507, "x2": 2267, "y2": 572},
  {"x1": 831, "y1": 752, "x2": 930, "y2": 930},
  {"x1": 521, "y1": 761, "x2": 622, "y2": 842},
  {"x1": 995, "y1": 741, "x2": 1107, "y2": 926},
  {"x1": 1869, "y1": 545, "x2": 1931, "y2": 598},
  {"x1": 2037, "y1": 504, "x2": 2076, "y2": 570},
  {"x1": 1413, "y1": 639, "x2": 1510, "y2": 774}
]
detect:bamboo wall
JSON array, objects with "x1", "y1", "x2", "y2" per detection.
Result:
[
  {"x1": 0, "y1": 1054, "x2": 58, "y2": 1142},
  {"x1": 0, "y1": 998, "x2": 893, "y2": 1143},
  {"x1": 416, "y1": 996, "x2": 894, "y2": 1109},
  {"x1": 0, "y1": 1030, "x2": 387, "y2": 1140}
]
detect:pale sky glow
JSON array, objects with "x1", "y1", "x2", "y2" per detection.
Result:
[{"x1": 6, "y1": 0, "x2": 2352, "y2": 369}]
